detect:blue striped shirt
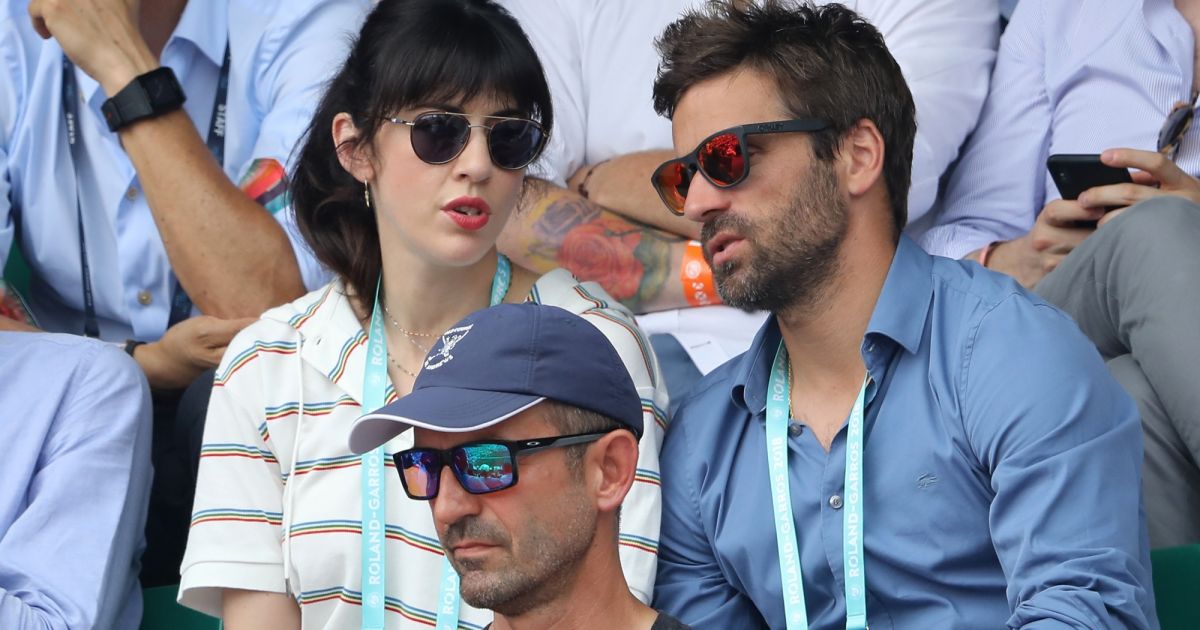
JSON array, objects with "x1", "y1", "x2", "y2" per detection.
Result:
[{"x1": 922, "y1": 0, "x2": 1200, "y2": 259}]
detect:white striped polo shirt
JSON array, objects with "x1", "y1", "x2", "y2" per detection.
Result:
[{"x1": 179, "y1": 268, "x2": 667, "y2": 629}]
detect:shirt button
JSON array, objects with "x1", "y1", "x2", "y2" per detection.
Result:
[
  {"x1": 829, "y1": 494, "x2": 844, "y2": 510},
  {"x1": 137, "y1": 290, "x2": 152, "y2": 306},
  {"x1": 125, "y1": 186, "x2": 138, "y2": 201},
  {"x1": 787, "y1": 422, "x2": 803, "y2": 437}
]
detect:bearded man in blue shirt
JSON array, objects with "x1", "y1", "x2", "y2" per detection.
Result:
[{"x1": 648, "y1": 2, "x2": 1158, "y2": 628}]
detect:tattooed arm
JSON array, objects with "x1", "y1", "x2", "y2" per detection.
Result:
[{"x1": 500, "y1": 179, "x2": 699, "y2": 314}]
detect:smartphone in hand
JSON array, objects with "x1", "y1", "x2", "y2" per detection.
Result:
[{"x1": 1046, "y1": 154, "x2": 1133, "y2": 227}]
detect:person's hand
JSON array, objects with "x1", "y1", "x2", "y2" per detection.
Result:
[
  {"x1": 1079, "y1": 148, "x2": 1200, "y2": 227},
  {"x1": 27, "y1": 0, "x2": 157, "y2": 96},
  {"x1": 988, "y1": 199, "x2": 1101, "y2": 288},
  {"x1": 134, "y1": 315, "x2": 256, "y2": 390}
]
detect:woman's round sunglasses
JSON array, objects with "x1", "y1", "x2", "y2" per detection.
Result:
[
  {"x1": 386, "y1": 111, "x2": 548, "y2": 170},
  {"x1": 394, "y1": 428, "x2": 620, "y2": 500},
  {"x1": 651, "y1": 118, "x2": 830, "y2": 215}
]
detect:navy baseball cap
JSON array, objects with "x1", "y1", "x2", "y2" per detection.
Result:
[{"x1": 348, "y1": 303, "x2": 643, "y2": 453}]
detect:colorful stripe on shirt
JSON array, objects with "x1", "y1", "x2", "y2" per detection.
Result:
[
  {"x1": 327, "y1": 330, "x2": 367, "y2": 384},
  {"x1": 618, "y1": 532, "x2": 659, "y2": 555},
  {"x1": 643, "y1": 398, "x2": 668, "y2": 431},
  {"x1": 288, "y1": 284, "x2": 336, "y2": 330},
  {"x1": 634, "y1": 468, "x2": 661, "y2": 487},
  {"x1": 191, "y1": 507, "x2": 283, "y2": 528},
  {"x1": 239, "y1": 158, "x2": 289, "y2": 215},
  {"x1": 288, "y1": 520, "x2": 444, "y2": 555},
  {"x1": 214, "y1": 340, "x2": 299, "y2": 387},
  {"x1": 297, "y1": 587, "x2": 486, "y2": 629},
  {"x1": 264, "y1": 394, "x2": 359, "y2": 422},
  {"x1": 200, "y1": 442, "x2": 278, "y2": 464}
]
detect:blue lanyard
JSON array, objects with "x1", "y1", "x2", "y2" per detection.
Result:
[
  {"x1": 765, "y1": 342, "x2": 870, "y2": 630},
  {"x1": 360, "y1": 253, "x2": 511, "y2": 630},
  {"x1": 61, "y1": 46, "x2": 229, "y2": 337}
]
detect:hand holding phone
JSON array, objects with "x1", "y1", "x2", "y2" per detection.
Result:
[
  {"x1": 1047, "y1": 154, "x2": 1134, "y2": 227},
  {"x1": 1047, "y1": 154, "x2": 1133, "y2": 201}
]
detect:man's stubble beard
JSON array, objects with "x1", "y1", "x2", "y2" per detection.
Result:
[
  {"x1": 446, "y1": 488, "x2": 597, "y2": 616},
  {"x1": 702, "y1": 158, "x2": 848, "y2": 314}
]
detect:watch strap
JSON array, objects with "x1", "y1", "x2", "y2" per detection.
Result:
[
  {"x1": 102, "y1": 67, "x2": 186, "y2": 132},
  {"x1": 123, "y1": 339, "x2": 146, "y2": 357}
]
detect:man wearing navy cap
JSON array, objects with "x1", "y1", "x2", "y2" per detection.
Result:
[{"x1": 349, "y1": 303, "x2": 688, "y2": 630}]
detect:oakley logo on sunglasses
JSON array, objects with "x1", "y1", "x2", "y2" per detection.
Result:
[
  {"x1": 650, "y1": 118, "x2": 830, "y2": 216},
  {"x1": 424, "y1": 325, "x2": 473, "y2": 370}
]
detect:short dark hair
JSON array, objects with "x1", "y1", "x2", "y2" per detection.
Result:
[
  {"x1": 290, "y1": 0, "x2": 553, "y2": 303},
  {"x1": 540, "y1": 400, "x2": 624, "y2": 475},
  {"x1": 652, "y1": 1, "x2": 915, "y2": 233}
]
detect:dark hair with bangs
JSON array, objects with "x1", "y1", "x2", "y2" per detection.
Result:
[
  {"x1": 652, "y1": 1, "x2": 915, "y2": 235},
  {"x1": 290, "y1": 0, "x2": 553, "y2": 304}
]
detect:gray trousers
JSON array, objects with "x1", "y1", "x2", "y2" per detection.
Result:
[{"x1": 1036, "y1": 196, "x2": 1200, "y2": 548}]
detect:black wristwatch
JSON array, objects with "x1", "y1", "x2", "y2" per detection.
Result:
[
  {"x1": 123, "y1": 339, "x2": 146, "y2": 357},
  {"x1": 101, "y1": 67, "x2": 187, "y2": 132}
]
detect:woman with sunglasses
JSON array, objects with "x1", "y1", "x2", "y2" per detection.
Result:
[{"x1": 178, "y1": 1, "x2": 666, "y2": 628}]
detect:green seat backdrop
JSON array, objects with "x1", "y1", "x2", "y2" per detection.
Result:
[
  {"x1": 1153, "y1": 544, "x2": 1200, "y2": 629},
  {"x1": 140, "y1": 585, "x2": 220, "y2": 630}
]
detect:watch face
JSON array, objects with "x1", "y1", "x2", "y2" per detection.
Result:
[{"x1": 146, "y1": 69, "x2": 183, "y2": 106}]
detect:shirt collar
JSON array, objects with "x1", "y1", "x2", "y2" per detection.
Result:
[
  {"x1": 171, "y1": 0, "x2": 229, "y2": 68},
  {"x1": 729, "y1": 234, "x2": 933, "y2": 415},
  {"x1": 864, "y1": 234, "x2": 933, "y2": 357}
]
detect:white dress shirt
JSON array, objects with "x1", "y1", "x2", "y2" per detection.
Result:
[
  {"x1": 504, "y1": 0, "x2": 999, "y2": 372},
  {"x1": 0, "y1": 0, "x2": 368, "y2": 341}
]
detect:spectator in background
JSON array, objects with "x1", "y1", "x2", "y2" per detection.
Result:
[
  {"x1": 497, "y1": 0, "x2": 998, "y2": 410},
  {"x1": 0, "y1": 0, "x2": 369, "y2": 584},
  {"x1": 651, "y1": 2, "x2": 1156, "y2": 627},
  {"x1": 179, "y1": 1, "x2": 665, "y2": 627},
  {"x1": 349, "y1": 303, "x2": 690, "y2": 630},
  {"x1": 0, "y1": 332, "x2": 152, "y2": 629},
  {"x1": 922, "y1": 0, "x2": 1200, "y2": 548}
]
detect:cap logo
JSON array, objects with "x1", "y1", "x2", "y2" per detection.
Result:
[{"x1": 424, "y1": 324, "x2": 473, "y2": 370}]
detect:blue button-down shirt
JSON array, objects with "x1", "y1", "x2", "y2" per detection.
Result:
[
  {"x1": 0, "y1": 332, "x2": 151, "y2": 629},
  {"x1": 654, "y1": 237, "x2": 1157, "y2": 629},
  {"x1": 0, "y1": 0, "x2": 367, "y2": 341}
]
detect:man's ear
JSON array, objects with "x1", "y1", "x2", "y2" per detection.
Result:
[
  {"x1": 839, "y1": 119, "x2": 885, "y2": 199},
  {"x1": 332, "y1": 112, "x2": 375, "y2": 183},
  {"x1": 589, "y1": 430, "x2": 639, "y2": 514}
]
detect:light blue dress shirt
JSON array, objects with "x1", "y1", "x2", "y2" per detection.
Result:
[
  {"x1": 654, "y1": 237, "x2": 1158, "y2": 629},
  {"x1": 0, "y1": 0, "x2": 367, "y2": 341},
  {"x1": 921, "y1": 0, "x2": 1199, "y2": 259},
  {"x1": 0, "y1": 332, "x2": 152, "y2": 629}
]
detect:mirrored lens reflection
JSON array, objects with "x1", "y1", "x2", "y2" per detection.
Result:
[
  {"x1": 455, "y1": 443, "x2": 515, "y2": 493},
  {"x1": 654, "y1": 161, "x2": 694, "y2": 214},
  {"x1": 400, "y1": 450, "x2": 442, "y2": 499},
  {"x1": 698, "y1": 133, "x2": 745, "y2": 185}
]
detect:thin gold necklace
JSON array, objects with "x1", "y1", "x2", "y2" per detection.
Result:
[
  {"x1": 380, "y1": 301, "x2": 437, "y2": 338},
  {"x1": 388, "y1": 354, "x2": 421, "y2": 379}
]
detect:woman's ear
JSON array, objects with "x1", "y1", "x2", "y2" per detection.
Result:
[
  {"x1": 590, "y1": 429, "x2": 640, "y2": 514},
  {"x1": 332, "y1": 112, "x2": 375, "y2": 183}
]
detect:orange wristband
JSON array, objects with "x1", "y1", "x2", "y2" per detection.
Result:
[{"x1": 681, "y1": 240, "x2": 721, "y2": 307}]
